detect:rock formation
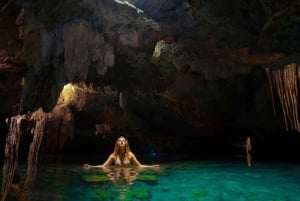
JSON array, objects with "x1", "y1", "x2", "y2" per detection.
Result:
[{"x1": 0, "y1": 0, "x2": 300, "y2": 174}]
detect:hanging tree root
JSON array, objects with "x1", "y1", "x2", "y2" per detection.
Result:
[{"x1": 266, "y1": 63, "x2": 300, "y2": 132}]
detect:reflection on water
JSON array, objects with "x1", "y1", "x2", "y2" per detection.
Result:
[
  {"x1": 104, "y1": 167, "x2": 139, "y2": 185},
  {"x1": 84, "y1": 167, "x2": 151, "y2": 200},
  {"x1": 2, "y1": 159, "x2": 300, "y2": 201}
]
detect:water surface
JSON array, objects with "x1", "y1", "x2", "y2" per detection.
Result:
[{"x1": 4, "y1": 159, "x2": 300, "y2": 201}]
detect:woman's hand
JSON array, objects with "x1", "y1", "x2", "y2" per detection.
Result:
[
  {"x1": 82, "y1": 164, "x2": 90, "y2": 169},
  {"x1": 139, "y1": 164, "x2": 160, "y2": 169},
  {"x1": 82, "y1": 164, "x2": 106, "y2": 169}
]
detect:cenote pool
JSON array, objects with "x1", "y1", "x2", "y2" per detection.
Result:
[{"x1": 3, "y1": 158, "x2": 300, "y2": 201}]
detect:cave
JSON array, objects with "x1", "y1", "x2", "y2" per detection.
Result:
[{"x1": 1, "y1": 0, "x2": 300, "y2": 201}]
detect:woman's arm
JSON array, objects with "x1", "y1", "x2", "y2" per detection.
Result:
[
  {"x1": 129, "y1": 152, "x2": 160, "y2": 168},
  {"x1": 82, "y1": 154, "x2": 114, "y2": 168}
]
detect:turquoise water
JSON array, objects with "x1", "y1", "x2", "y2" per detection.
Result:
[{"x1": 4, "y1": 160, "x2": 300, "y2": 201}]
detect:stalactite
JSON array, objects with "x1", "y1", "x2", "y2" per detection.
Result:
[
  {"x1": 23, "y1": 108, "x2": 49, "y2": 191},
  {"x1": 265, "y1": 68, "x2": 277, "y2": 118},
  {"x1": 1, "y1": 115, "x2": 26, "y2": 201},
  {"x1": 274, "y1": 69, "x2": 289, "y2": 130},
  {"x1": 282, "y1": 64, "x2": 299, "y2": 131},
  {"x1": 283, "y1": 67, "x2": 292, "y2": 129},
  {"x1": 266, "y1": 63, "x2": 300, "y2": 132},
  {"x1": 287, "y1": 64, "x2": 300, "y2": 131},
  {"x1": 1, "y1": 108, "x2": 51, "y2": 201},
  {"x1": 284, "y1": 65, "x2": 294, "y2": 129},
  {"x1": 292, "y1": 65, "x2": 299, "y2": 130}
]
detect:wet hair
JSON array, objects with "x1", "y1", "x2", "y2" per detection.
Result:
[{"x1": 113, "y1": 136, "x2": 131, "y2": 158}]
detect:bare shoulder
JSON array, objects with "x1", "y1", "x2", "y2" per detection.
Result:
[
  {"x1": 128, "y1": 152, "x2": 136, "y2": 158},
  {"x1": 109, "y1": 153, "x2": 116, "y2": 160}
]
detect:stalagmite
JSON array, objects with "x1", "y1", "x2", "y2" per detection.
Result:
[{"x1": 1, "y1": 115, "x2": 26, "y2": 201}]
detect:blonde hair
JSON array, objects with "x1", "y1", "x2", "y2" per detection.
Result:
[{"x1": 112, "y1": 136, "x2": 131, "y2": 158}]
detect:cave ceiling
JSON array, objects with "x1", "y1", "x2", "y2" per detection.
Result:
[{"x1": 1, "y1": 0, "x2": 300, "y2": 142}]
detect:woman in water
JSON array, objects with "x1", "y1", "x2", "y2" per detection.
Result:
[{"x1": 82, "y1": 136, "x2": 160, "y2": 169}]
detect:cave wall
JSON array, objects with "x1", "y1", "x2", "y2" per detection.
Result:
[{"x1": 1, "y1": 0, "x2": 300, "y2": 159}]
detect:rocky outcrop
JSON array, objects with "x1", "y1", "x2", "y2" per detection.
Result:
[
  {"x1": 258, "y1": 0, "x2": 300, "y2": 53},
  {"x1": 0, "y1": 0, "x2": 300, "y2": 158}
]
